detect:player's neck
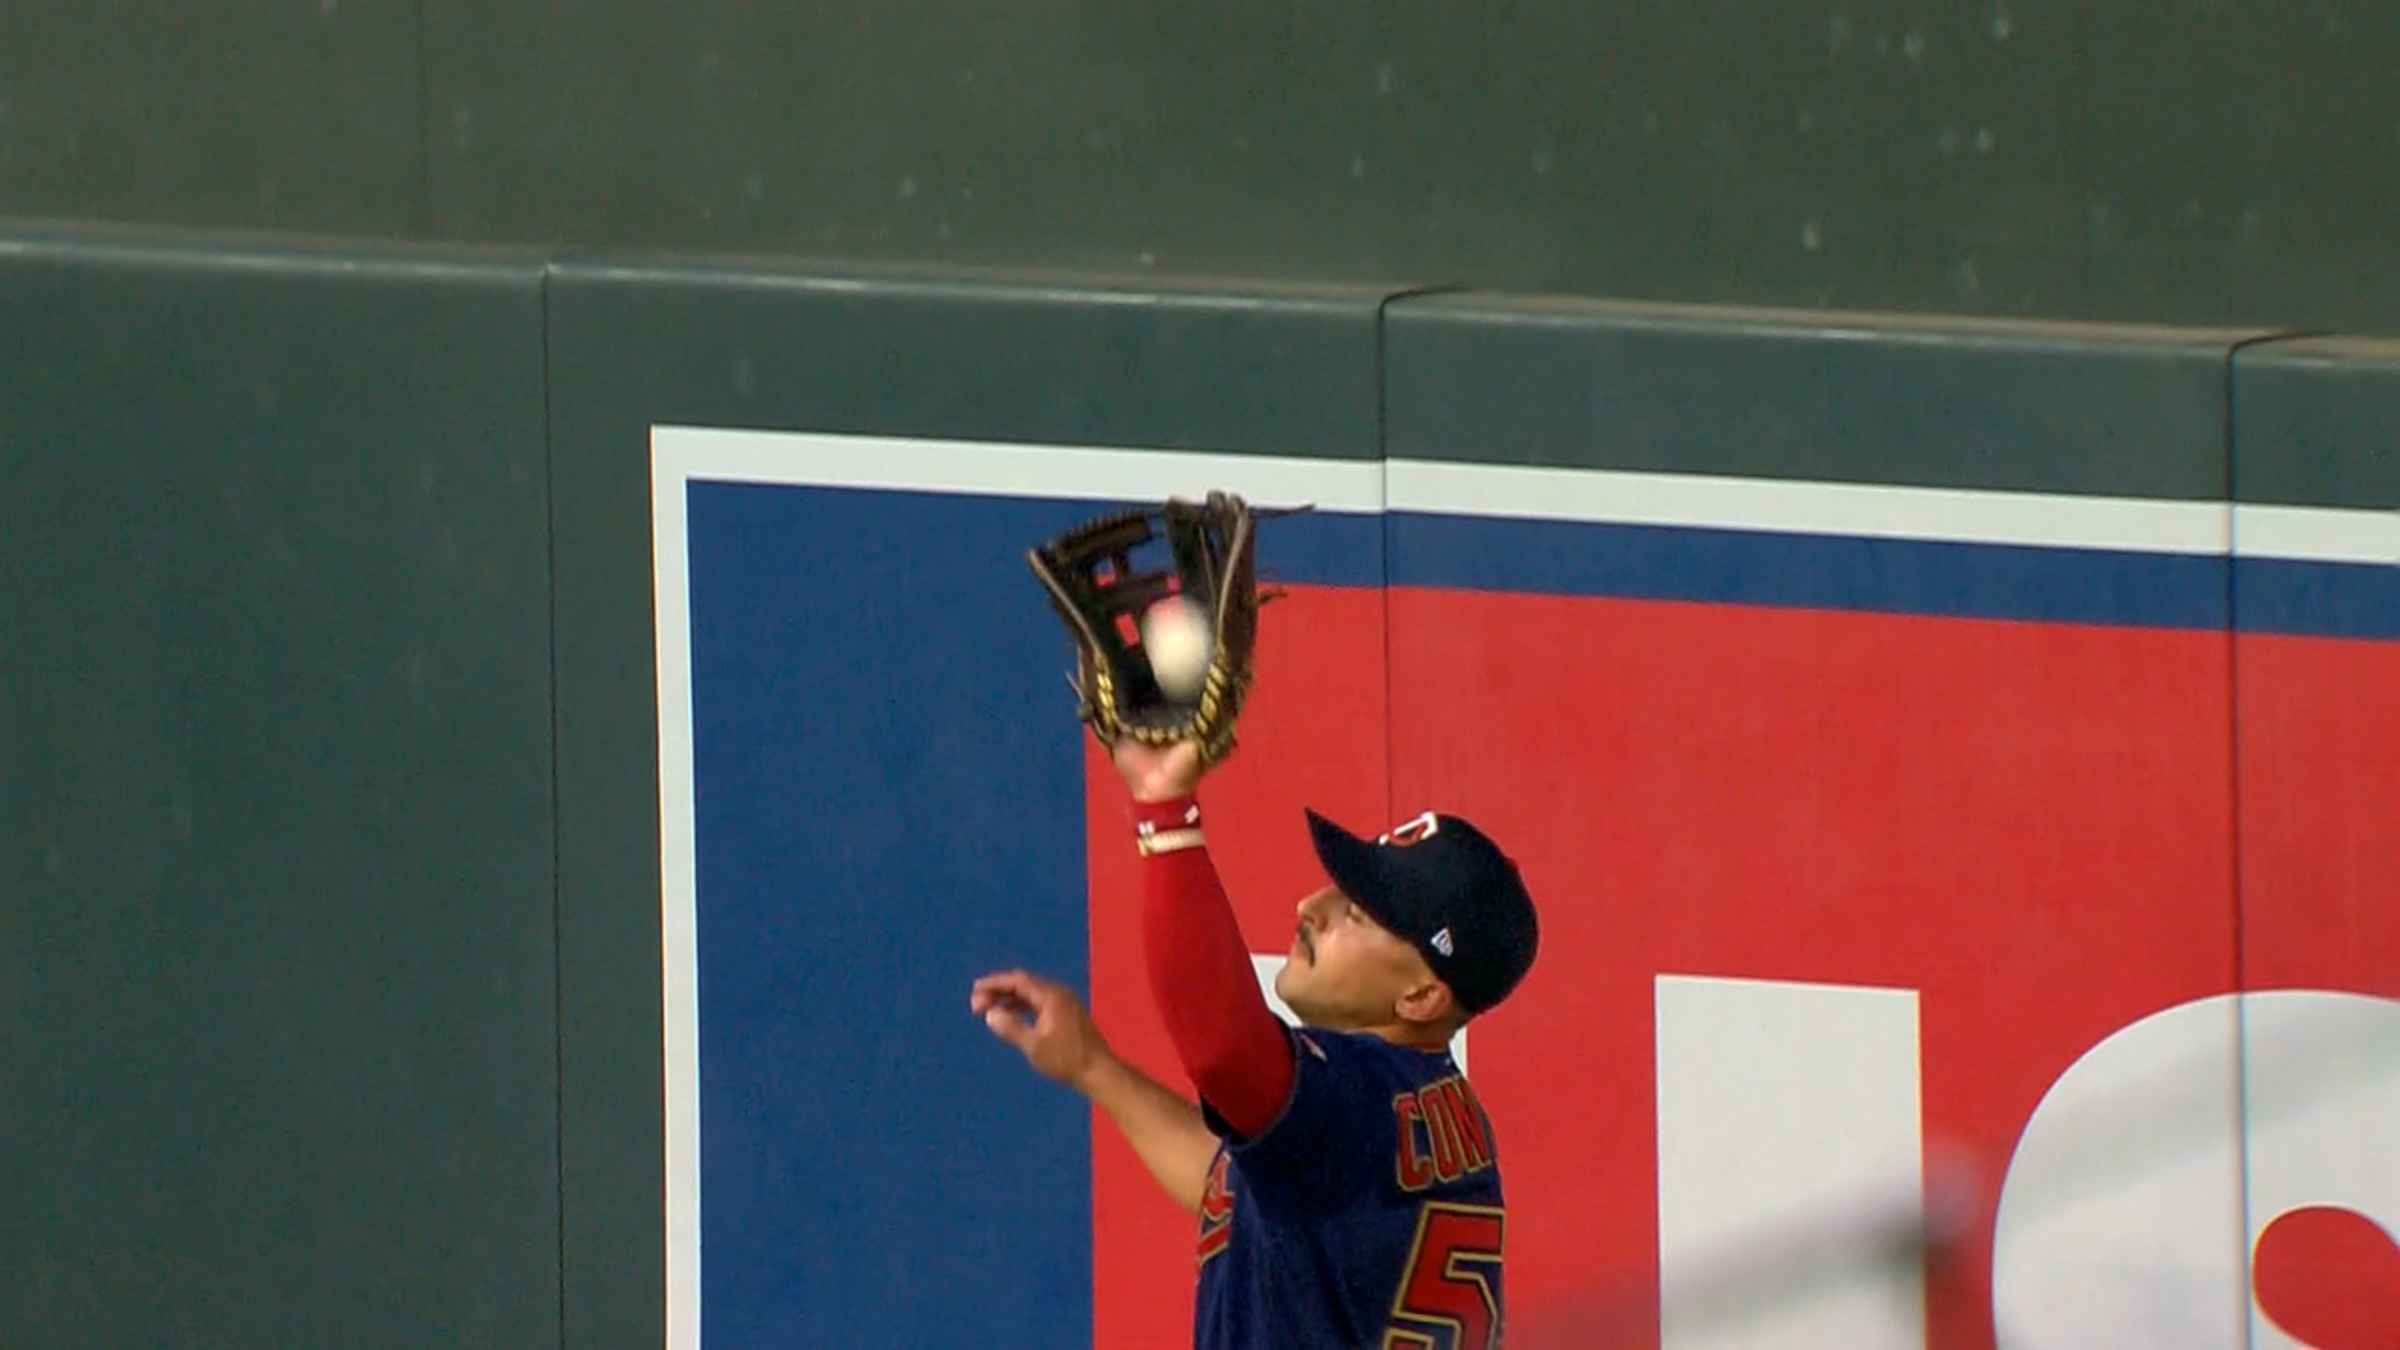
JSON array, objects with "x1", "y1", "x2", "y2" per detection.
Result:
[{"x1": 1357, "y1": 1020, "x2": 1457, "y2": 1054}]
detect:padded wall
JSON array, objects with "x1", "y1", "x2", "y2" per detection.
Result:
[
  {"x1": 10, "y1": 224, "x2": 2396, "y2": 1348},
  {"x1": 0, "y1": 231, "x2": 556, "y2": 1346}
]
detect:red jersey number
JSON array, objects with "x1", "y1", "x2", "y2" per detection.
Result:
[{"x1": 1383, "y1": 1202, "x2": 1504, "y2": 1350}]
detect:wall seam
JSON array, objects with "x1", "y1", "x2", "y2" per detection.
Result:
[
  {"x1": 540, "y1": 264, "x2": 570, "y2": 1350},
  {"x1": 1373, "y1": 283, "x2": 1468, "y2": 824},
  {"x1": 2218, "y1": 325, "x2": 2318, "y2": 1347}
]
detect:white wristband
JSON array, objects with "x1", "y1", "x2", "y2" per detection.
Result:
[
  {"x1": 1135, "y1": 827, "x2": 1206, "y2": 857},
  {"x1": 1134, "y1": 804, "x2": 1204, "y2": 856}
]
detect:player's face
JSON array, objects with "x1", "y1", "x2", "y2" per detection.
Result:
[{"x1": 1274, "y1": 885, "x2": 1437, "y2": 1031}]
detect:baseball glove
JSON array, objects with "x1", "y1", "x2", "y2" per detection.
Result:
[{"x1": 1027, "y1": 491, "x2": 1271, "y2": 765}]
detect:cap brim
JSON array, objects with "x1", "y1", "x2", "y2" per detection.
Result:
[{"x1": 1304, "y1": 808, "x2": 1406, "y2": 934}]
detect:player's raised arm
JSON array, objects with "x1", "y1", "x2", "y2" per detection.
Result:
[
  {"x1": 1114, "y1": 740, "x2": 1295, "y2": 1139},
  {"x1": 1020, "y1": 489, "x2": 1292, "y2": 1138}
]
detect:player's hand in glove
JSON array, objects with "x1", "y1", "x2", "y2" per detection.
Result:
[
  {"x1": 971, "y1": 970, "x2": 1112, "y2": 1091},
  {"x1": 1027, "y1": 491, "x2": 1280, "y2": 767}
]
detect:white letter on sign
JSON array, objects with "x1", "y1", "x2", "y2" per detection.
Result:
[
  {"x1": 1655, "y1": 975, "x2": 1926, "y2": 1350},
  {"x1": 1991, "y1": 994, "x2": 2249, "y2": 1346},
  {"x1": 1993, "y1": 990, "x2": 2400, "y2": 1347}
]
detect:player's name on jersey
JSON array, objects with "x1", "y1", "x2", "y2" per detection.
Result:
[{"x1": 1394, "y1": 1073, "x2": 1494, "y2": 1192}]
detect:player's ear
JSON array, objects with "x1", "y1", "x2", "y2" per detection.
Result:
[{"x1": 1394, "y1": 977, "x2": 1456, "y2": 1028}]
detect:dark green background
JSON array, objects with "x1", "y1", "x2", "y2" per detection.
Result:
[
  {"x1": 0, "y1": 232, "x2": 557, "y2": 1346},
  {"x1": 2234, "y1": 338, "x2": 2400, "y2": 510},
  {"x1": 1386, "y1": 296, "x2": 2262, "y2": 498},
  {"x1": 5, "y1": 2, "x2": 2399, "y2": 331}
]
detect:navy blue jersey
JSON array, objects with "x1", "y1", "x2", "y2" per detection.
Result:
[{"x1": 1193, "y1": 1025, "x2": 1506, "y2": 1350}]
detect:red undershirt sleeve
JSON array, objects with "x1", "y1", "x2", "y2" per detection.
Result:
[{"x1": 1129, "y1": 794, "x2": 1295, "y2": 1139}]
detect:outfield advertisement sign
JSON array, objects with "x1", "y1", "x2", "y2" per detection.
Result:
[{"x1": 655, "y1": 427, "x2": 2397, "y2": 1348}]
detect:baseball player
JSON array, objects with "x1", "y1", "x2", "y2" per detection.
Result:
[{"x1": 972, "y1": 737, "x2": 1540, "y2": 1349}]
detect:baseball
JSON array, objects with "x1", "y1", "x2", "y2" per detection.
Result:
[{"x1": 1141, "y1": 596, "x2": 1214, "y2": 701}]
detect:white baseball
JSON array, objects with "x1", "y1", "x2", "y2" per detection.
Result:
[{"x1": 1140, "y1": 597, "x2": 1214, "y2": 701}]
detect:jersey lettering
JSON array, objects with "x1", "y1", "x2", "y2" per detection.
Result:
[
  {"x1": 1426, "y1": 1090, "x2": 1466, "y2": 1180},
  {"x1": 1438, "y1": 1079, "x2": 1493, "y2": 1171},
  {"x1": 1394, "y1": 1074, "x2": 1495, "y2": 1191},
  {"x1": 1394, "y1": 1092, "x2": 1437, "y2": 1191}
]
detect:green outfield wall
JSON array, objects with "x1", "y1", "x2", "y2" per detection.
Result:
[
  {"x1": 3, "y1": 223, "x2": 2392, "y2": 1347},
  {"x1": 1, "y1": 229, "x2": 558, "y2": 1347}
]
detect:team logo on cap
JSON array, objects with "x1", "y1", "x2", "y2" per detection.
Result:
[
  {"x1": 1430, "y1": 927, "x2": 1456, "y2": 956},
  {"x1": 1379, "y1": 811, "x2": 1440, "y2": 847}
]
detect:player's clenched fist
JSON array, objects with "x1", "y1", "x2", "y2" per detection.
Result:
[{"x1": 970, "y1": 970, "x2": 1110, "y2": 1090}]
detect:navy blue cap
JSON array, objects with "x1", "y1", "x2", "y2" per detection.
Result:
[{"x1": 1304, "y1": 808, "x2": 1540, "y2": 1015}]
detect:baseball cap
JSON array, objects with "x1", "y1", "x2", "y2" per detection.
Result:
[{"x1": 1304, "y1": 808, "x2": 1540, "y2": 1016}]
